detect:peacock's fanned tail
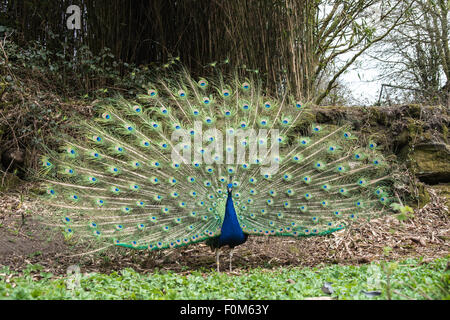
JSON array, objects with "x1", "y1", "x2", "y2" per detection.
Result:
[{"x1": 40, "y1": 70, "x2": 394, "y2": 252}]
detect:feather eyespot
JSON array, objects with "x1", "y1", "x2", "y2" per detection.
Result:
[
  {"x1": 198, "y1": 79, "x2": 208, "y2": 88},
  {"x1": 111, "y1": 186, "x2": 120, "y2": 193}
]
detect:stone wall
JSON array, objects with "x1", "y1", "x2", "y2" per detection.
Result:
[{"x1": 311, "y1": 104, "x2": 449, "y2": 207}]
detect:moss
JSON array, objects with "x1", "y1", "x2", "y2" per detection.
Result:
[
  {"x1": 409, "y1": 145, "x2": 450, "y2": 178},
  {"x1": 422, "y1": 131, "x2": 433, "y2": 141},
  {"x1": 406, "y1": 104, "x2": 422, "y2": 118},
  {"x1": 295, "y1": 109, "x2": 317, "y2": 129},
  {"x1": 407, "y1": 118, "x2": 424, "y2": 142},
  {"x1": 368, "y1": 107, "x2": 388, "y2": 126},
  {"x1": 395, "y1": 118, "x2": 427, "y2": 153}
]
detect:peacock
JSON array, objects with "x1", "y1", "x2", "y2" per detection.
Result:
[{"x1": 39, "y1": 69, "x2": 395, "y2": 272}]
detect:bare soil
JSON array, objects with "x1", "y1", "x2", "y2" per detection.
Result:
[{"x1": 0, "y1": 183, "x2": 448, "y2": 276}]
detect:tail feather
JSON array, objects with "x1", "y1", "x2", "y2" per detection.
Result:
[{"x1": 40, "y1": 69, "x2": 395, "y2": 251}]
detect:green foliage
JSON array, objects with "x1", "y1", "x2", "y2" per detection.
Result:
[
  {"x1": 0, "y1": 258, "x2": 448, "y2": 300},
  {"x1": 2, "y1": 38, "x2": 164, "y2": 97},
  {"x1": 390, "y1": 203, "x2": 415, "y2": 221},
  {"x1": 0, "y1": 35, "x2": 178, "y2": 176}
]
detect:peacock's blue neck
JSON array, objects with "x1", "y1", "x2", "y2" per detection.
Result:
[{"x1": 217, "y1": 190, "x2": 247, "y2": 248}]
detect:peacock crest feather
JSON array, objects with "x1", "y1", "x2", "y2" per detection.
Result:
[{"x1": 39, "y1": 69, "x2": 395, "y2": 257}]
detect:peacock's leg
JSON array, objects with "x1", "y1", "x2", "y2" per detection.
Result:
[
  {"x1": 215, "y1": 248, "x2": 220, "y2": 272},
  {"x1": 229, "y1": 248, "x2": 234, "y2": 272}
]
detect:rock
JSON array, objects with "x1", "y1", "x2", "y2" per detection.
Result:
[
  {"x1": 407, "y1": 143, "x2": 450, "y2": 184},
  {"x1": 309, "y1": 105, "x2": 449, "y2": 208}
]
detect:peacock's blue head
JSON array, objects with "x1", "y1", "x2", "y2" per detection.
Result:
[{"x1": 227, "y1": 183, "x2": 233, "y2": 193}]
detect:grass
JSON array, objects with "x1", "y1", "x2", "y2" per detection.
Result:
[{"x1": 0, "y1": 257, "x2": 448, "y2": 300}]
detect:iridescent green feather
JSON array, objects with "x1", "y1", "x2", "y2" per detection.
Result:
[{"x1": 39, "y1": 69, "x2": 396, "y2": 253}]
